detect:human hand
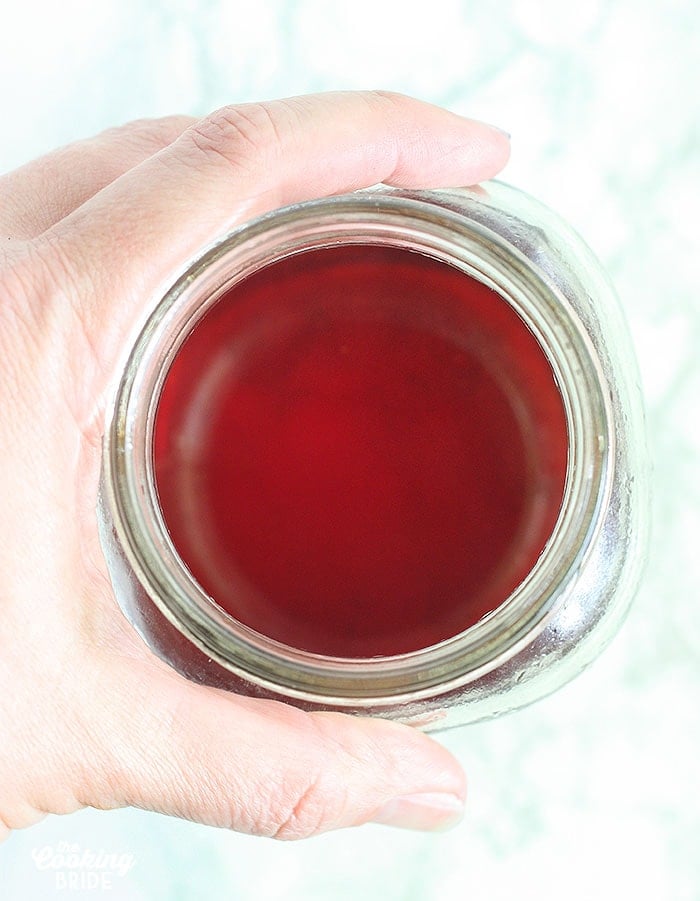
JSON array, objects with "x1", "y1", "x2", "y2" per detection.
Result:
[{"x1": 0, "y1": 91, "x2": 509, "y2": 840}]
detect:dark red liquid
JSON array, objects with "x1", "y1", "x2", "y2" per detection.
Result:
[{"x1": 154, "y1": 245, "x2": 567, "y2": 657}]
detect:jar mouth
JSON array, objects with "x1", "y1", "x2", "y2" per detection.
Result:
[{"x1": 104, "y1": 186, "x2": 613, "y2": 705}]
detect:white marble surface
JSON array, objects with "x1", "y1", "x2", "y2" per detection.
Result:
[{"x1": 1, "y1": 1, "x2": 699, "y2": 898}]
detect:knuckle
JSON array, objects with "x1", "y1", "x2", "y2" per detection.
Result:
[
  {"x1": 266, "y1": 714, "x2": 362, "y2": 840},
  {"x1": 69, "y1": 117, "x2": 195, "y2": 173},
  {"x1": 365, "y1": 89, "x2": 409, "y2": 116},
  {"x1": 185, "y1": 102, "x2": 287, "y2": 173},
  {"x1": 269, "y1": 769, "x2": 332, "y2": 841},
  {"x1": 368, "y1": 88, "x2": 405, "y2": 105},
  {"x1": 106, "y1": 115, "x2": 195, "y2": 153}
]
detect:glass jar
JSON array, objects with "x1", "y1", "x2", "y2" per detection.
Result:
[{"x1": 97, "y1": 181, "x2": 648, "y2": 730}]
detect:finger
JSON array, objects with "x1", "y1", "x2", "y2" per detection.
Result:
[
  {"x1": 82, "y1": 663, "x2": 466, "y2": 839},
  {"x1": 42, "y1": 91, "x2": 510, "y2": 371},
  {"x1": 0, "y1": 116, "x2": 195, "y2": 239}
]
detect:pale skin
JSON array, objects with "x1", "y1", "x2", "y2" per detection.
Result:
[{"x1": 0, "y1": 91, "x2": 510, "y2": 841}]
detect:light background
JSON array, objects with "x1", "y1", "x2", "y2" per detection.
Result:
[{"x1": 1, "y1": 1, "x2": 699, "y2": 898}]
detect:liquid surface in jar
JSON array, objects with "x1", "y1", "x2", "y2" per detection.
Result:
[{"x1": 154, "y1": 244, "x2": 568, "y2": 657}]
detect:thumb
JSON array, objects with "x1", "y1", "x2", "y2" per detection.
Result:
[{"x1": 87, "y1": 662, "x2": 466, "y2": 839}]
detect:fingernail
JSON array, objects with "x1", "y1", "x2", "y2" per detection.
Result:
[
  {"x1": 489, "y1": 125, "x2": 511, "y2": 140},
  {"x1": 371, "y1": 792, "x2": 465, "y2": 832}
]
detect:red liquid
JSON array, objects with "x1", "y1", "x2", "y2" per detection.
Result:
[{"x1": 154, "y1": 245, "x2": 567, "y2": 657}]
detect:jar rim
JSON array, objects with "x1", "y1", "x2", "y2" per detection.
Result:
[{"x1": 103, "y1": 186, "x2": 614, "y2": 705}]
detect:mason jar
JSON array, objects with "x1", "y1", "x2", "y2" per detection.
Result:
[{"x1": 97, "y1": 181, "x2": 649, "y2": 730}]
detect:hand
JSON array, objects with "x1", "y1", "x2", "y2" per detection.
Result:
[{"x1": 0, "y1": 91, "x2": 509, "y2": 840}]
